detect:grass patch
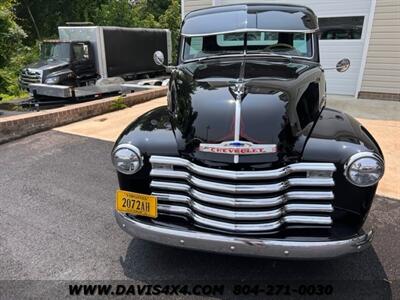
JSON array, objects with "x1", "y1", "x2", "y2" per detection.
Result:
[
  {"x1": 110, "y1": 96, "x2": 128, "y2": 110},
  {"x1": 0, "y1": 92, "x2": 29, "y2": 102}
]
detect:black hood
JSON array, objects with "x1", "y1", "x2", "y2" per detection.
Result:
[
  {"x1": 26, "y1": 60, "x2": 69, "y2": 73},
  {"x1": 24, "y1": 59, "x2": 70, "y2": 82},
  {"x1": 172, "y1": 57, "x2": 324, "y2": 166},
  {"x1": 26, "y1": 59, "x2": 69, "y2": 71}
]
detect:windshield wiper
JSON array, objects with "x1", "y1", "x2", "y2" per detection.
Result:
[
  {"x1": 186, "y1": 52, "x2": 293, "y2": 63},
  {"x1": 184, "y1": 53, "x2": 244, "y2": 63},
  {"x1": 249, "y1": 51, "x2": 293, "y2": 60}
]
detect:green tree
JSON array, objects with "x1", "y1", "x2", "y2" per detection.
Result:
[
  {"x1": 94, "y1": 0, "x2": 181, "y2": 59},
  {"x1": 0, "y1": 0, "x2": 32, "y2": 97},
  {"x1": 0, "y1": 0, "x2": 26, "y2": 67},
  {"x1": 15, "y1": 0, "x2": 109, "y2": 42},
  {"x1": 16, "y1": 0, "x2": 182, "y2": 59},
  {"x1": 94, "y1": 0, "x2": 138, "y2": 27},
  {"x1": 159, "y1": 0, "x2": 181, "y2": 63},
  {"x1": 94, "y1": 0, "x2": 161, "y2": 28},
  {"x1": 143, "y1": 0, "x2": 172, "y2": 20}
]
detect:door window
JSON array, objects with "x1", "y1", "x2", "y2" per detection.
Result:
[
  {"x1": 319, "y1": 16, "x2": 365, "y2": 40},
  {"x1": 73, "y1": 43, "x2": 89, "y2": 61}
]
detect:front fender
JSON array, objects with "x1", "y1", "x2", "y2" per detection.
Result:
[
  {"x1": 115, "y1": 106, "x2": 178, "y2": 156},
  {"x1": 302, "y1": 108, "x2": 382, "y2": 163},
  {"x1": 302, "y1": 108, "x2": 383, "y2": 235},
  {"x1": 113, "y1": 106, "x2": 178, "y2": 192},
  {"x1": 45, "y1": 68, "x2": 74, "y2": 85}
]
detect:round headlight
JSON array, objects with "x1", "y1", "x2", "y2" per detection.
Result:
[
  {"x1": 112, "y1": 144, "x2": 143, "y2": 175},
  {"x1": 344, "y1": 152, "x2": 384, "y2": 187}
]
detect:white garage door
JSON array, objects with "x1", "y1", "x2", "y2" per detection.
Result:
[{"x1": 213, "y1": 0, "x2": 374, "y2": 96}]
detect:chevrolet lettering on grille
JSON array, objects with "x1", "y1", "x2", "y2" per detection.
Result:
[{"x1": 199, "y1": 141, "x2": 277, "y2": 155}]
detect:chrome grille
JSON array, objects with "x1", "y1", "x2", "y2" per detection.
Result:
[
  {"x1": 19, "y1": 69, "x2": 41, "y2": 88},
  {"x1": 150, "y1": 156, "x2": 336, "y2": 234}
]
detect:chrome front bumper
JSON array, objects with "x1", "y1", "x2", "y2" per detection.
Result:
[{"x1": 115, "y1": 212, "x2": 373, "y2": 259}]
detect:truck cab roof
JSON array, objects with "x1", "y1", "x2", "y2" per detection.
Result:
[
  {"x1": 42, "y1": 39, "x2": 65, "y2": 43},
  {"x1": 42, "y1": 40, "x2": 88, "y2": 43},
  {"x1": 182, "y1": 3, "x2": 319, "y2": 36}
]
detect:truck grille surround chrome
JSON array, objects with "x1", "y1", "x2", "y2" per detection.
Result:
[
  {"x1": 149, "y1": 156, "x2": 336, "y2": 234},
  {"x1": 19, "y1": 69, "x2": 41, "y2": 87}
]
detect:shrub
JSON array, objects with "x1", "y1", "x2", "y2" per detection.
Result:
[{"x1": 111, "y1": 96, "x2": 127, "y2": 110}]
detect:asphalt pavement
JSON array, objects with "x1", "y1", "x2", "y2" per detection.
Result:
[{"x1": 0, "y1": 131, "x2": 399, "y2": 299}]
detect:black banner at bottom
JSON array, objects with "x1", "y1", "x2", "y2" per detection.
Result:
[{"x1": 0, "y1": 280, "x2": 395, "y2": 299}]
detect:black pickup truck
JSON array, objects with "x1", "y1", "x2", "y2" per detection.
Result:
[{"x1": 111, "y1": 4, "x2": 384, "y2": 259}]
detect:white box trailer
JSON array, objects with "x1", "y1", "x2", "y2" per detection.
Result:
[{"x1": 58, "y1": 26, "x2": 172, "y2": 79}]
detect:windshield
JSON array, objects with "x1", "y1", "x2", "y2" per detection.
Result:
[
  {"x1": 40, "y1": 43, "x2": 71, "y2": 61},
  {"x1": 182, "y1": 32, "x2": 313, "y2": 61}
]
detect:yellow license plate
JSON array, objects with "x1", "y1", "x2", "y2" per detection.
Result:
[{"x1": 115, "y1": 190, "x2": 158, "y2": 218}]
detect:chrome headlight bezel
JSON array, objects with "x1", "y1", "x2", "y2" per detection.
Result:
[
  {"x1": 111, "y1": 144, "x2": 143, "y2": 175},
  {"x1": 344, "y1": 152, "x2": 384, "y2": 187}
]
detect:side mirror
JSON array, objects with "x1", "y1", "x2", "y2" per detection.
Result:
[
  {"x1": 336, "y1": 58, "x2": 351, "y2": 73},
  {"x1": 153, "y1": 51, "x2": 165, "y2": 66}
]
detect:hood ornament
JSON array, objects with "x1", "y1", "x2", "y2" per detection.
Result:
[{"x1": 229, "y1": 82, "x2": 246, "y2": 99}]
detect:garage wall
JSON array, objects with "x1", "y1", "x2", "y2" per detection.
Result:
[
  {"x1": 213, "y1": 0, "x2": 369, "y2": 15},
  {"x1": 360, "y1": 0, "x2": 400, "y2": 100},
  {"x1": 182, "y1": 0, "x2": 213, "y2": 16}
]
